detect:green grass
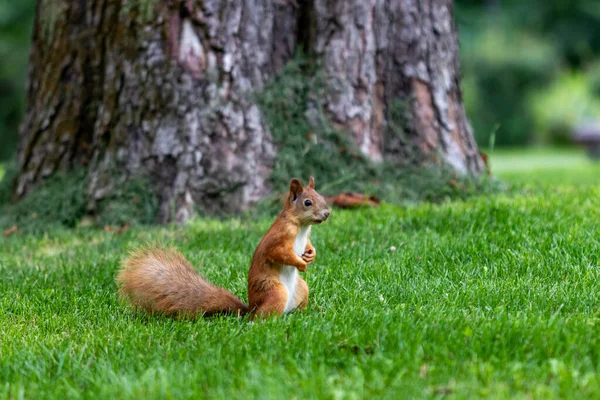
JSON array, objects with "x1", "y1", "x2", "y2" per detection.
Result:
[
  {"x1": 489, "y1": 147, "x2": 600, "y2": 185},
  {"x1": 1, "y1": 149, "x2": 600, "y2": 399}
]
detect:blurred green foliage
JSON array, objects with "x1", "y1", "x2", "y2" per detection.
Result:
[
  {"x1": 529, "y1": 69, "x2": 600, "y2": 144},
  {"x1": 0, "y1": 0, "x2": 35, "y2": 160},
  {"x1": 457, "y1": 0, "x2": 600, "y2": 146}
]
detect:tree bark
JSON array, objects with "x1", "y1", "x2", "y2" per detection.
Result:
[
  {"x1": 311, "y1": 0, "x2": 484, "y2": 173},
  {"x1": 16, "y1": 0, "x2": 295, "y2": 221},
  {"x1": 14, "y1": 0, "x2": 483, "y2": 222}
]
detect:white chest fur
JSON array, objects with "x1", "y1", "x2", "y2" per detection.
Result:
[{"x1": 280, "y1": 225, "x2": 311, "y2": 313}]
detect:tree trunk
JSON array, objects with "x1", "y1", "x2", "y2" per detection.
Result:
[
  {"x1": 311, "y1": 0, "x2": 484, "y2": 173},
  {"x1": 14, "y1": 0, "x2": 483, "y2": 222},
  {"x1": 15, "y1": 0, "x2": 295, "y2": 221}
]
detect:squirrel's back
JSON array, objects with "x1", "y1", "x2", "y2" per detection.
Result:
[{"x1": 117, "y1": 247, "x2": 248, "y2": 317}]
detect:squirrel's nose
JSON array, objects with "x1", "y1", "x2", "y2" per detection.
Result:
[{"x1": 323, "y1": 210, "x2": 331, "y2": 219}]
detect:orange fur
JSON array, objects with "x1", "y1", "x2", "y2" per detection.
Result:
[
  {"x1": 293, "y1": 276, "x2": 309, "y2": 311},
  {"x1": 117, "y1": 247, "x2": 248, "y2": 317},
  {"x1": 116, "y1": 177, "x2": 330, "y2": 319}
]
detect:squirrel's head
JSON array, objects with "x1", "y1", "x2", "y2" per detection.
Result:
[{"x1": 285, "y1": 176, "x2": 330, "y2": 225}]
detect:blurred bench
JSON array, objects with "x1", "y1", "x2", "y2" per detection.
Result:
[{"x1": 573, "y1": 122, "x2": 600, "y2": 160}]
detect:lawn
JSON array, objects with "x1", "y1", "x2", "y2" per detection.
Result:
[{"x1": 1, "y1": 149, "x2": 599, "y2": 399}]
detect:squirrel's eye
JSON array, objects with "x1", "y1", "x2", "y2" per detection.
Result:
[{"x1": 304, "y1": 199, "x2": 312, "y2": 207}]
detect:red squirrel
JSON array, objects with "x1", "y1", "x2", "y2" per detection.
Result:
[{"x1": 117, "y1": 176, "x2": 330, "y2": 318}]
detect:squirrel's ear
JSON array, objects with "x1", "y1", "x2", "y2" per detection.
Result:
[
  {"x1": 289, "y1": 178, "x2": 303, "y2": 201},
  {"x1": 308, "y1": 176, "x2": 315, "y2": 189}
]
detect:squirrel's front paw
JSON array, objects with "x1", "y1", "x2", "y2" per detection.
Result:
[
  {"x1": 301, "y1": 249, "x2": 316, "y2": 264},
  {"x1": 296, "y1": 259, "x2": 308, "y2": 272}
]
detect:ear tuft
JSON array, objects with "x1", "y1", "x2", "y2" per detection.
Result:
[
  {"x1": 308, "y1": 176, "x2": 315, "y2": 189},
  {"x1": 289, "y1": 178, "x2": 303, "y2": 201}
]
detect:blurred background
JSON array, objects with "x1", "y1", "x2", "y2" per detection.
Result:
[
  {"x1": 457, "y1": 0, "x2": 600, "y2": 148},
  {"x1": 1, "y1": 0, "x2": 600, "y2": 160}
]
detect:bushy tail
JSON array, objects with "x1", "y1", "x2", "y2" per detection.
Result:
[{"x1": 117, "y1": 246, "x2": 248, "y2": 317}]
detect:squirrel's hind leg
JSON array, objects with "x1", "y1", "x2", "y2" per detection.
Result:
[
  {"x1": 293, "y1": 277, "x2": 309, "y2": 311},
  {"x1": 251, "y1": 285, "x2": 287, "y2": 319}
]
